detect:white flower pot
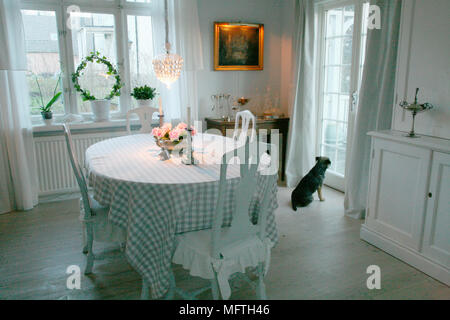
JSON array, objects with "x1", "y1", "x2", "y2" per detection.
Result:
[
  {"x1": 136, "y1": 99, "x2": 152, "y2": 108},
  {"x1": 90, "y1": 100, "x2": 111, "y2": 122}
]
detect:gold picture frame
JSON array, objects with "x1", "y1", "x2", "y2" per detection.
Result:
[{"x1": 214, "y1": 22, "x2": 264, "y2": 71}]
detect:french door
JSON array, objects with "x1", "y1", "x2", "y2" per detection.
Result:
[{"x1": 316, "y1": 0, "x2": 369, "y2": 191}]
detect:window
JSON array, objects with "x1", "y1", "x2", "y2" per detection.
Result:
[
  {"x1": 70, "y1": 12, "x2": 119, "y2": 113},
  {"x1": 22, "y1": 9, "x2": 64, "y2": 116},
  {"x1": 127, "y1": 15, "x2": 156, "y2": 109},
  {"x1": 316, "y1": 1, "x2": 369, "y2": 190},
  {"x1": 21, "y1": 0, "x2": 155, "y2": 122}
]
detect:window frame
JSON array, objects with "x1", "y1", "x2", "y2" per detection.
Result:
[
  {"x1": 314, "y1": 0, "x2": 369, "y2": 190},
  {"x1": 21, "y1": 0, "x2": 154, "y2": 124}
]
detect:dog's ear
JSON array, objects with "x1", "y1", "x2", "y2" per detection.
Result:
[{"x1": 315, "y1": 156, "x2": 320, "y2": 162}]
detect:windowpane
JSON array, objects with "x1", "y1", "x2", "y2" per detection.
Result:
[
  {"x1": 338, "y1": 95, "x2": 349, "y2": 122},
  {"x1": 22, "y1": 10, "x2": 64, "y2": 115},
  {"x1": 325, "y1": 38, "x2": 342, "y2": 65},
  {"x1": 343, "y1": 6, "x2": 354, "y2": 36},
  {"x1": 336, "y1": 149, "x2": 346, "y2": 175},
  {"x1": 342, "y1": 37, "x2": 353, "y2": 65},
  {"x1": 70, "y1": 12, "x2": 119, "y2": 113},
  {"x1": 323, "y1": 94, "x2": 339, "y2": 120},
  {"x1": 325, "y1": 66, "x2": 340, "y2": 93},
  {"x1": 321, "y1": 145, "x2": 337, "y2": 172},
  {"x1": 340, "y1": 65, "x2": 351, "y2": 93},
  {"x1": 127, "y1": 15, "x2": 157, "y2": 108},
  {"x1": 326, "y1": 8, "x2": 343, "y2": 37},
  {"x1": 336, "y1": 123, "x2": 347, "y2": 148},
  {"x1": 322, "y1": 120, "x2": 338, "y2": 146}
]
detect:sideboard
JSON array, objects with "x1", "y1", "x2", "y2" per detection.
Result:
[
  {"x1": 361, "y1": 130, "x2": 450, "y2": 285},
  {"x1": 205, "y1": 117, "x2": 289, "y2": 181}
]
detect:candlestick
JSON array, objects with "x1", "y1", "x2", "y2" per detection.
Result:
[
  {"x1": 187, "y1": 106, "x2": 191, "y2": 128},
  {"x1": 159, "y1": 97, "x2": 163, "y2": 115},
  {"x1": 182, "y1": 128, "x2": 197, "y2": 165}
]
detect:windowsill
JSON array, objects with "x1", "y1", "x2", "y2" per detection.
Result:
[{"x1": 32, "y1": 118, "x2": 158, "y2": 137}]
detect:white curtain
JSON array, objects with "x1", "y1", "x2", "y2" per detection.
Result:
[
  {"x1": 344, "y1": 0, "x2": 402, "y2": 219},
  {"x1": 285, "y1": 0, "x2": 317, "y2": 188},
  {"x1": 173, "y1": 0, "x2": 204, "y2": 124},
  {"x1": 0, "y1": 0, "x2": 39, "y2": 212},
  {"x1": 151, "y1": 0, "x2": 203, "y2": 124}
]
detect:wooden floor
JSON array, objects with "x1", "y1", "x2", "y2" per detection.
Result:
[{"x1": 0, "y1": 186, "x2": 448, "y2": 300}]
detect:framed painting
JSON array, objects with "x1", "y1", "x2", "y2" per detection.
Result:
[{"x1": 214, "y1": 22, "x2": 264, "y2": 71}]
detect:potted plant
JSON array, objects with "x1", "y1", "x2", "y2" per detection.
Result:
[
  {"x1": 131, "y1": 85, "x2": 158, "y2": 108},
  {"x1": 36, "y1": 73, "x2": 62, "y2": 125},
  {"x1": 72, "y1": 51, "x2": 122, "y2": 122}
]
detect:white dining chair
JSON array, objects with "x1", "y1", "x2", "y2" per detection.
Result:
[
  {"x1": 126, "y1": 106, "x2": 159, "y2": 134},
  {"x1": 63, "y1": 124, "x2": 126, "y2": 275},
  {"x1": 233, "y1": 110, "x2": 256, "y2": 145},
  {"x1": 168, "y1": 138, "x2": 274, "y2": 300}
]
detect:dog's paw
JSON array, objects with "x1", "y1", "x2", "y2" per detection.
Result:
[{"x1": 319, "y1": 198, "x2": 325, "y2": 202}]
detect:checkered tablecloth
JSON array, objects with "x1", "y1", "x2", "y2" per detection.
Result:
[{"x1": 85, "y1": 133, "x2": 278, "y2": 299}]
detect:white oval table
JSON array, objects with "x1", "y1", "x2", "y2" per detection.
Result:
[{"x1": 85, "y1": 133, "x2": 278, "y2": 299}]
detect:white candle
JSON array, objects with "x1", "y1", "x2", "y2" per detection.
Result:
[
  {"x1": 159, "y1": 97, "x2": 163, "y2": 115},
  {"x1": 187, "y1": 106, "x2": 191, "y2": 128}
]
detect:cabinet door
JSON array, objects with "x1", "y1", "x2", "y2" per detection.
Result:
[
  {"x1": 422, "y1": 152, "x2": 450, "y2": 267},
  {"x1": 366, "y1": 139, "x2": 431, "y2": 251}
]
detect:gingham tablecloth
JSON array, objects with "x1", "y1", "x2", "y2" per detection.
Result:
[{"x1": 85, "y1": 133, "x2": 278, "y2": 298}]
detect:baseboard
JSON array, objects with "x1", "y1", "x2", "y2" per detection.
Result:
[
  {"x1": 360, "y1": 225, "x2": 450, "y2": 286},
  {"x1": 39, "y1": 191, "x2": 81, "y2": 204}
]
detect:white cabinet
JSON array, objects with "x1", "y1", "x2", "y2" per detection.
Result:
[
  {"x1": 422, "y1": 152, "x2": 450, "y2": 267},
  {"x1": 366, "y1": 138, "x2": 431, "y2": 251},
  {"x1": 361, "y1": 130, "x2": 450, "y2": 286}
]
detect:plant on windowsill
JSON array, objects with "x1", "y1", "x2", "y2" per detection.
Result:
[
  {"x1": 131, "y1": 85, "x2": 158, "y2": 108},
  {"x1": 71, "y1": 51, "x2": 123, "y2": 122},
  {"x1": 36, "y1": 73, "x2": 62, "y2": 125}
]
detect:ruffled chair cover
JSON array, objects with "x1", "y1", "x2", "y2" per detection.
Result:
[{"x1": 173, "y1": 226, "x2": 273, "y2": 299}]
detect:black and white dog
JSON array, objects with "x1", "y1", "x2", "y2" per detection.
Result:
[{"x1": 291, "y1": 157, "x2": 331, "y2": 211}]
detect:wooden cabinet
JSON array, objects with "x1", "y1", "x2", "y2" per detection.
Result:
[
  {"x1": 361, "y1": 130, "x2": 450, "y2": 286},
  {"x1": 205, "y1": 117, "x2": 289, "y2": 181}
]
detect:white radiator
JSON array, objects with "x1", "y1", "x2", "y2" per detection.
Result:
[{"x1": 34, "y1": 132, "x2": 124, "y2": 196}]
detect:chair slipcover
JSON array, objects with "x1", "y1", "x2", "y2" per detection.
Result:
[{"x1": 172, "y1": 226, "x2": 272, "y2": 299}]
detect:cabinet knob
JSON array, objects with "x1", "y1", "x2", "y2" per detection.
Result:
[{"x1": 428, "y1": 192, "x2": 432, "y2": 198}]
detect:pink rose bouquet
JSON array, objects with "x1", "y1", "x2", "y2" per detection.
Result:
[{"x1": 152, "y1": 122, "x2": 196, "y2": 145}]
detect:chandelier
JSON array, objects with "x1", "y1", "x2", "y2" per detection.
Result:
[{"x1": 153, "y1": 0, "x2": 183, "y2": 89}]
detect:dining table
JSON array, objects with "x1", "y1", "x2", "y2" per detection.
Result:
[{"x1": 85, "y1": 132, "x2": 279, "y2": 299}]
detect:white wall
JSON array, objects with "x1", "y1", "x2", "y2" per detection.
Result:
[
  {"x1": 196, "y1": 0, "x2": 291, "y2": 120},
  {"x1": 392, "y1": 0, "x2": 450, "y2": 140}
]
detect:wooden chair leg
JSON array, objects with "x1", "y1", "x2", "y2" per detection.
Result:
[
  {"x1": 256, "y1": 262, "x2": 267, "y2": 300},
  {"x1": 141, "y1": 278, "x2": 150, "y2": 300},
  {"x1": 84, "y1": 224, "x2": 94, "y2": 275},
  {"x1": 82, "y1": 224, "x2": 88, "y2": 254}
]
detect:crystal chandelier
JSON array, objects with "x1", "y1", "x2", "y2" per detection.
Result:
[{"x1": 152, "y1": 0, "x2": 183, "y2": 89}]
